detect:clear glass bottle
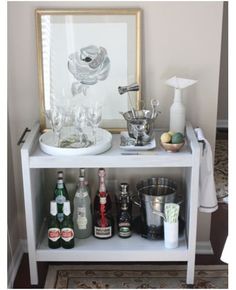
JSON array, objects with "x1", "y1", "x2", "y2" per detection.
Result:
[
  {"x1": 93, "y1": 168, "x2": 114, "y2": 239},
  {"x1": 48, "y1": 201, "x2": 61, "y2": 249},
  {"x1": 117, "y1": 183, "x2": 132, "y2": 238},
  {"x1": 73, "y1": 175, "x2": 92, "y2": 239},
  {"x1": 61, "y1": 201, "x2": 74, "y2": 249}
]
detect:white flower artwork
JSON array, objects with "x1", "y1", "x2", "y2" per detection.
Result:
[{"x1": 68, "y1": 45, "x2": 110, "y2": 96}]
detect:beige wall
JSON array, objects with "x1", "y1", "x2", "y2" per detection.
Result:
[
  {"x1": 217, "y1": 1, "x2": 228, "y2": 122},
  {"x1": 8, "y1": 1, "x2": 223, "y2": 256}
]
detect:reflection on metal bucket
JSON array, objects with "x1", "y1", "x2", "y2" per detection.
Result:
[{"x1": 134, "y1": 177, "x2": 178, "y2": 240}]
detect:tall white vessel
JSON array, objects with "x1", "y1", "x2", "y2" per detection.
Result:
[{"x1": 166, "y1": 76, "x2": 197, "y2": 135}]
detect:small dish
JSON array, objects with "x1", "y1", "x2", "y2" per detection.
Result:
[
  {"x1": 160, "y1": 140, "x2": 185, "y2": 152},
  {"x1": 120, "y1": 131, "x2": 156, "y2": 151}
]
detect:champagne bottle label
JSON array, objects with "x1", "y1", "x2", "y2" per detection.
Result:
[
  {"x1": 61, "y1": 227, "x2": 74, "y2": 242},
  {"x1": 76, "y1": 207, "x2": 88, "y2": 230},
  {"x1": 94, "y1": 226, "x2": 112, "y2": 238},
  {"x1": 48, "y1": 228, "x2": 60, "y2": 242},
  {"x1": 55, "y1": 195, "x2": 66, "y2": 204}
]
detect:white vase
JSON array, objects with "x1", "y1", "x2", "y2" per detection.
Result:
[{"x1": 169, "y1": 88, "x2": 185, "y2": 135}]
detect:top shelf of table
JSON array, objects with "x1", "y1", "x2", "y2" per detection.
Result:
[{"x1": 22, "y1": 122, "x2": 200, "y2": 169}]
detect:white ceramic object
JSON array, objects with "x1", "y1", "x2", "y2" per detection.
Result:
[
  {"x1": 164, "y1": 221, "x2": 179, "y2": 249},
  {"x1": 39, "y1": 128, "x2": 112, "y2": 156},
  {"x1": 166, "y1": 76, "x2": 198, "y2": 135},
  {"x1": 120, "y1": 131, "x2": 156, "y2": 151}
]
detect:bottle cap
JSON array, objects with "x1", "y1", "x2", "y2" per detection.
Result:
[
  {"x1": 98, "y1": 168, "x2": 105, "y2": 177},
  {"x1": 57, "y1": 171, "x2": 63, "y2": 178},
  {"x1": 50, "y1": 201, "x2": 57, "y2": 216},
  {"x1": 63, "y1": 201, "x2": 71, "y2": 216},
  {"x1": 120, "y1": 183, "x2": 129, "y2": 193}
]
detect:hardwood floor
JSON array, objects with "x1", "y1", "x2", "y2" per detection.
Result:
[{"x1": 12, "y1": 129, "x2": 228, "y2": 288}]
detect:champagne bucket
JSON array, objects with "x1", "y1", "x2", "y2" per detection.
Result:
[
  {"x1": 133, "y1": 177, "x2": 178, "y2": 240},
  {"x1": 121, "y1": 110, "x2": 156, "y2": 145}
]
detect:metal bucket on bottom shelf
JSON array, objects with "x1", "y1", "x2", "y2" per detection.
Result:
[{"x1": 133, "y1": 177, "x2": 178, "y2": 240}]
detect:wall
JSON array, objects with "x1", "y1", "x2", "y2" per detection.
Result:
[
  {"x1": 8, "y1": 0, "x2": 223, "y2": 269},
  {"x1": 217, "y1": 1, "x2": 228, "y2": 125}
]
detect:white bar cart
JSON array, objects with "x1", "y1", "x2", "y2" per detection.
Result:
[{"x1": 20, "y1": 121, "x2": 200, "y2": 286}]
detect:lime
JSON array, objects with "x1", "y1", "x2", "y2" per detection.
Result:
[
  {"x1": 160, "y1": 132, "x2": 172, "y2": 143},
  {"x1": 171, "y1": 132, "x2": 184, "y2": 144}
]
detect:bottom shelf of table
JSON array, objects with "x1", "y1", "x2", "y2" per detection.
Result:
[{"x1": 36, "y1": 230, "x2": 188, "y2": 262}]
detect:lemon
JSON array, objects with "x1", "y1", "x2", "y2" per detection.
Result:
[
  {"x1": 160, "y1": 132, "x2": 172, "y2": 143},
  {"x1": 171, "y1": 132, "x2": 184, "y2": 144}
]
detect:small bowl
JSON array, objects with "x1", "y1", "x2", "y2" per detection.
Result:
[{"x1": 160, "y1": 140, "x2": 185, "y2": 152}]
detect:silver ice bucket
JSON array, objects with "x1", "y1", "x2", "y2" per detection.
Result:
[
  {"x1": 122, "y1": 110, "x2": 156, "y2": 145},
  {"x1": 133, "y1": 177, "x2": 178, "y2": 240}
]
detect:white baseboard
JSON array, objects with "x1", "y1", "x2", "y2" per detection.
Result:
[
  {"x1": 8, "y1": 239, "x2": 27, "y2": 288},
  {"x1": 196, "y1": 240, "x2": 214, "y2": 254},
  {"x1": 217, "y1": 119, "x2": 228, "y2": 128}
]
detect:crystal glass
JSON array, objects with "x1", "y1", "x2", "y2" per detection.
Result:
[
  {"x1": 87, "y1": 103, "x2": 102, "y2": 144},
  {"x1": 74, "y1": 106, "x2": 89, "y2": 147},
  {"x1": 45, "y1": 108, "x2": 65, "y2": 147}
]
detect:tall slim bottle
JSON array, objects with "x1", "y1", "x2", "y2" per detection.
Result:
[
  {"x1": 117, "y1": 183, "x2": 132, "y2": 238},
  {"x1": 94, "y1": 168, "x2": 112, "y2": 213},
  {"x1": 73, "y1": 175, "x2": 92, "y2": 239},
  {"x1": 93, "y1": 168, "x2": 114, "y2": 239},
  {"x1": 48, "y1": 201, "x2": 61, "y2": 249},
  {"x1": 61, "y1": 201, "x2": 74, "y2": 249}
]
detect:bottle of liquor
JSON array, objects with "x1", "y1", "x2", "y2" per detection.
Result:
[
  {"x1": 94, "y1": 168, "x2": 112, "y2": 213},
  {"x1": 61, "y1": 201, "x2": 74, "y2": 249},
  {"x1": 48, "y1": 201, "x2": 61, "y2": 248},
  {"x1": 117, "y1": 183, "x2": 132, "y2": 238},
  {"x1": 73, "y1": 174, "x2": 92, "y2": 239},
  {"x1": 54, "y1": 178, "x2": 68, "y2": 223},
  {"x1": 93, "y1": 168, "x2": 114, "y2": 239}
]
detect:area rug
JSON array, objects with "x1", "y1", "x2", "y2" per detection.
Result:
[
  {"x1": 44, "y1": 264, "x2": 228, "y2": 289},
  {"x1": 214, "y1": 139, "x2": 228, "y2": 201}
]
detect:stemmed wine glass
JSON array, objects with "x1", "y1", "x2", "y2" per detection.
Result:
[
  {"x1": 45, "y1": 108, "x2": 65, "y2": 147},
  {"x1": 74, "y1": 106, "x2": 89, "y2": 147},
  {"x1": 87, "y1": 103, "x2": 102, "y2": 144}
]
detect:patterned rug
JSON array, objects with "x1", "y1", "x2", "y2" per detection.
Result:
[
  {"x1": 44, "y1": 264, "x2": 228, "y2": 289},
  {"x1": 214, "y1": 139, "x2": 228, "y2": 201}
]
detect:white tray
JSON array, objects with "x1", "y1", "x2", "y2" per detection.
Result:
[
  {"x1": 120, "y1": 131, "x2": 156, "y2": 151},
  {"x1": 39, "y1": 128, "x2": 112, "y2": 156}
]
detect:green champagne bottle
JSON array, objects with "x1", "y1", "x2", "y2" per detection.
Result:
[
  {"x1": 61, "y1": 201, "x2": 75, "y2": 249},
  {"x1": 54, "y1": 179, "x2": 67, "y2": 223}
]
